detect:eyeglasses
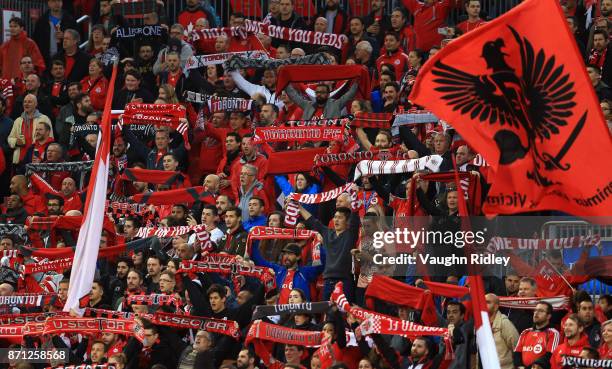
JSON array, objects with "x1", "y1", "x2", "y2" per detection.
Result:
[
  {"x1": 159, "y1": 278, "x2": 174, "y2": 283},
  {"x1": 240, "y1": 172, "x2": 254, "y2": 177}
]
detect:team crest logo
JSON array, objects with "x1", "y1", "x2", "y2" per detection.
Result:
[
  {"x1": 431, "y1": 26, "x2": 586, "y2": 187},
  {"x1": 533, "y1": 344, "x2": 542, "y2": 354}
]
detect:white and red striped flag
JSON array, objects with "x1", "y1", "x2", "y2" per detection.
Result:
[
  {"x1": 63, "y1": 60, "x2": 119, "y2": 315},
  {"x1": 468, "y1": 275, "x2": 501, "y2": 369}
]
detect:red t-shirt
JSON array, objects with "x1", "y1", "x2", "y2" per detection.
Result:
[
  {"x1": 550, "y1": 334, "x2": 589, "y2": 369},
  {"x1": 457, "y1": 19, "x2": 487, "y2": 34},
  {"x1": 515, "y1": 327, "x2": 560, "y2": 367}
]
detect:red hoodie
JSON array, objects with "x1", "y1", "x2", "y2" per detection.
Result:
[{"x1": 550, "y1": 333, "x2": 590, "y2": 369}]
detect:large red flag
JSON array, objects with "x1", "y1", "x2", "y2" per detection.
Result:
[{"x1": 410, "y1": 0, "x2": 612, "y2": 217}]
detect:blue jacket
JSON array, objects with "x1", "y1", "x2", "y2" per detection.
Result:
[
  {"x1": 251, "y1": 240, "x2": 325, "y2": 301},
  {"x1": 275, "y1": 175, "x2": 320, "y2": 214},
  {"x1": 243, "y1": 215, "x2": 267, "y2": 231}
]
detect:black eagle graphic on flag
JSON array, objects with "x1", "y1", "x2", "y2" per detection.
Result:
[{"x1": 430, "y1": 26, "x2": 586, "y2": 187}]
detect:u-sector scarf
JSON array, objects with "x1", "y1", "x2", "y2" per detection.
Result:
[
  {"x1": 276, "y1": 64, "x2": 371, "y2": 98},
  {"x1": 353, "y1": 155, "x2": 444, "y2": 181},
  {"x1": 498, "y1": 295, "x2": 570, "y2": 310},
  {"x1": 246, "y1": 226, "x2": 321, "y2": 261},
  {"x1": 185, "y1": 51, "x2": 268, "y2": 70},
  {"x1": 224, "y1": 52, "x2": 330, "y2": 71},
  {"x1": 252, "y1": 302, "x2": 332, "y2": 320}
]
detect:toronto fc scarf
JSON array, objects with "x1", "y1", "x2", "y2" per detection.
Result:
[
  {"x1": 224, "y1": 52, "x2": 330, "y2": 72},
  {"x1": 120, "y1": 168, "x2": 189, "y2": 186},
  {"x1": 562, "y1": 356, "x2": 612, "y2": 368},
  {"x1": 115, "y1": 25, "x2": 163, "y2": 38},
  {"x1": 246, "y1": 320, "x2": 323, "y2": 347},
  {"x1": 178, "y1": 258, "x2": 276, "y2": 293},
  {"x1": 266, "y1": 147, "x2": 326, "y2": 175},
  {"x1": 184, "y1": 91, "x2": 254, "y2": 112},
  {"x1": 0, "y1": 293, "x2": 57, "y2": 307},
  {"x1": 252, "y1": 302, "x2": 332, "y2": 320},
  {"x1": 313, "y1": 149, "x2": 408, "y2": 168},
  {"x1": 353, "y1": 155, "x2": 444, "y2": 180},
  {"x1": 127, "y1": 294, "x2": 182, "y2": 307},
  {"x1": 153, "y1": 312, "x2": 240, "y2": 339},
  {"x1": 243, "y1": 20, "x2": 348, "y2": 49},
  {"x1": 390, "y1": 111, "x2": 440, "y2": 136},
  {"x1": 23, "y1": 258, "x2": 73, "y2": 275},
  {"x1": 276, "y1": 65, "x2": 371, "y2": 98},
  {"x1": 352, "y1": 112, "x2": 393, "y2": 129},
  {"x1": 121, "y1": 103, "x2": 189, "y2": 148},
  {"x1": 185, "y1": 51, "x2": 268, "y2": 70},
  {"x1": 486, "y1": 235, "x2": 601, "y2": 253},
  {"x1": 253, "y1": 125, "x2": 345, "y2": 143},
  {"x1": 121, "y1": 103, "x2": 185, "y2": 127},
  {"x1": 131, "y1": 186, "x2": 215, "y2": 205},
  {"x1": 288, "y1": 183, "x2": 353, "y2": 203},
  {"x1": 498, "y1": 295, "x2": 570, "y2": 311}
]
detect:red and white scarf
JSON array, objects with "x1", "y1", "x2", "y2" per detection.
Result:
[
  {"x1": 287, "y1": 182, "x2": 353, "y2": 204},
  {"x1": 185, "y1": 51, "x2": 268, "y2": 70},
  {"x1": 353, "y1": 155, "x2": 443, "y2": 180},
  {"x1": 486, "y1": 235, "x2": 601, "y2": 253},
  {"x1": 498, "y1": 295, "x2": 570, "y2": 311}
]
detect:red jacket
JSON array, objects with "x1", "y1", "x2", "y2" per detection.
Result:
[
  {"x1": 402, "y1": 0, "x2": 455, "y2": 50},
  {"x1": 0, "y1": 31, "x2": 45, "y2": 80},
  {"x1": 550, "y1": 334, "x2": 589, "y2": 369},
  {"x1": 81, "y1": 75, "x2": 109, "y2": 111},
  {"x1": 376, "y1": 49, "x2": 410, "y2": 80}
]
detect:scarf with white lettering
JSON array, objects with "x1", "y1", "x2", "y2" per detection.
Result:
[
  {"x1": 127, "y1": 294, "x2": 182, "y2": 308},
  {"x1": 562, "y1": 356, "x2": 612, "y2": 368},
  {"x1": 246, "y1": 226, "x2": 321, "y2": 262},
  {"x1": 0, "y1": 293, "x2": 57, "y2": 307},
  {"x1": 246, "y1": 320, "x2": 323, "y2": 346},
  {"x1": 498, "y1": 295, "x2": 570, "y2": 310},
  {"x1": 135, "y1": 224, "x2": 212, "y2": 250},
  {"x1": 114, "y1": 25, "x2": 164, "y2": 39},
  {"x1": 313, "y1": 148, "x2": 412, "y2": 168},
  {"x1": 287, "y1": 182, "x2": 353, "y2": 204},
  {"x1": 253, "y1": 125, "x2": 345, "y2": 143},
  {"x1": 353, "y1": 155, "x2": 444, "y2": 181},
  {"x1": 25, "y1": 161, "x2": 93, "y2": 176},
  {"x1": 185, "y1": 51, "x2": 268, "y2": 70},
  {"x1": 51, "y1": 365, "x2": 116, "y2": 369},
  {"x1": 184, "y1": 91, "x2": 254, "y2": 113},
  {"x1": 120, "y1": 103, "x2": 189, "y2": 149},
  {"x1": 486, "y1": 235, "x2": 601, "y2": 253},
  {"x1": 242, "y1": 20, "x2": 348, "y2": 49},
  {"x1": 23, "y1": 258, "x2": 73, "y2": 275},
  {"x1": 43, "y1": 317, "x2": 145, "y2": 342},
  {"x1": 0, "y1": 312, "x2": 67, "y2": 325},
  {"x1": 252, "y1": 302, "x2": 332, "y2": 320},
  {"x1": 152, "y1": 311, "x2": 240, "y2": 339}
]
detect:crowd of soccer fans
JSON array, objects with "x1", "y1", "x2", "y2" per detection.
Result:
[{"x1": 0, "y1": 0, "x2": 611, "y2": 368}]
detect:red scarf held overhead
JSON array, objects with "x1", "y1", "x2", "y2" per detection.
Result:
[
  {"x1": 407, "y1": 172, "x2": 482, "y2": 216},
  {"x1": 352, "y1": 112, "x2": 393, "y2": 129},
  {"x1": 120, "y1": 103, "x2": 190, "y2": 149},
  {"x1": 131, "y1": 186, "x2": 216, "y2": 205},
  {"x1": 246, "y1": 226, "x2": 320, "y2": 256},
  {"x1": 153, "y1": 311, "x2": 241, "y2": 339},
  {"x1": 254, "y1": 125, "x2": 345, "y2": 143},
  {"x1": 23, "y1": 258, "x2": 73, "y2": 275},
  {"x1": 246, "y1": 320, "x2": 323, "y2": 347},
  {"x1": 120, "y1": 168, "x2": 189, "y2": 186},
  {"x1": 275, "y1": 65, "x2": 371, "y2": 98},
  {"x1": 265, "y1": 147, "x2": 326, "y2": 175}
]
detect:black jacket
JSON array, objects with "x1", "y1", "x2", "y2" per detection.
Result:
[
  {"x1": 32, "y1": 10, "x2": 78, "y2": 67},
  {"x1": 112, "y1": 87, "x2": 155, "y2": 109},
  {"x1": 54, "y1": 50, "x2": 93, "y2": 83}
]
